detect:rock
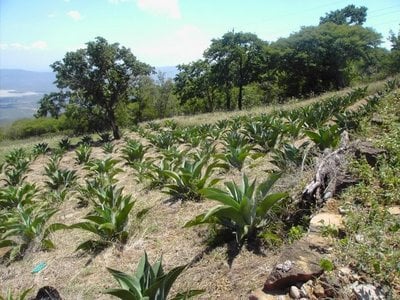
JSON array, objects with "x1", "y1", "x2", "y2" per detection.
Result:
[
  {"x1": 263, "y1": 240, "x2": 323, "y2": 292},
  {"x1": 352, "y1": 141, "x2": 386, "y2": 166},
  {"x1": 305, "y1": 233, "x2": 333, "y2": 253},
  {"x1": 300, "y1": 284, "x2": 312, "y2": 298},
  {"x1": 309, "y1": 212, "x2": 343, "y2": 233},
  {"x1": 289, "y1": 286, "x2": 301, "y2": 299},
  {"x1": 388, "y1": 206, "x2": 400, "y2": 215},
  {"x1": 338, "y1": 266, "x2": 352, "y2": 277},
  {"x1": 355, "y1": 234, "x2": 365, "y2": 243},
  {"x1": 276, "y1": 260, "x2": 294, "y2": 272},
  {"x1": 313, "y1": 284, "x2": 325, "y2": 298},
  {"x1": 352, "y1": 283, "x2": 385, "y2": 300}
]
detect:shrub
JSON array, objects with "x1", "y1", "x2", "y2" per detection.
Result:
[{"x1": 6, "y1": 117, "x2": 67, "y2": 139}]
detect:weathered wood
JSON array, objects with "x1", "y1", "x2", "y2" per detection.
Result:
[{"x1": 302, "y1": 131, "x2": 350, "y2": 203}]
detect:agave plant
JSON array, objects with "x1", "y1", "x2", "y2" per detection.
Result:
[
  {"x1": 84, "y1": 158, "x2": 122, "y2": 186},
  {"x1": 149, "y1": 131, "x2": 176, "y2": 149},
  {"x1": 271, "y1": 142, "x2": 310, "y2": 171},
  {"x1": 146, "y1": 121, "x2": 162, "y2": 131},
  {"x1": 80, "y1": 135, "x2": 93, "y2": 146},
  {"x1": 0, "y1": 183, "x2": 38, "y2": 209},
  {"x1": 121, "y1": 139, "x2": 149, "y2": 166},
  {"x1": 162, "y1": 155, "x2": 228, "y2": 201},
  {"x1": 105, "y1": 252, "x2": 203, "y2": 300},
  {"x1": 32, "y1": 142, "x2": 49, "y2": 157},
  {"x1": 3, "y1": 148, "x2": 30, "y2": 169},
  {"x1": 185, "y1": 173, "x2": 288, "y2": 243},
  {"x1": 99, "y1": 132, "x2": 112, "y2": 143},
  {"x1": 75, "y1": 144, "x2": 92, "y2": 164},
  {"x1": 2, "y1": 166, "x2": 29, "y2": 186},
  {"x1": 304, "y1": 124, "x2": 340, "y2": 151},
  {"x1": 102, "y1": 141, "x2": 115, "y2": 154},
  {"x1": 58, "y1": 137, "x2": 72, "y2": 151},
  {"x1": 45, "y1": 169, "x2": 77, "y2": 191},
  {"x1": 242, "y1": 122, "x2": 281, "y2": 152},
  {"x1": 0, "y1": 203, "x2": 58, "y2": 257},
  {"x1": 68, "y1": 185, "x2": 137, "y2": 250}
]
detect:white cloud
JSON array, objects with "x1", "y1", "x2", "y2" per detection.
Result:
[
  {"x1": 134, "y1": 25, "x2": 210, "y2": 66},
  {"x1": 67, "y1": 10, "x2": 82, "y2": 21},
  {"x1": 137, "y1": 0, "x2": 181, "y2": 19},
  {"x1": 0, "y1": 41, "x2": 48, "y2": 51}
]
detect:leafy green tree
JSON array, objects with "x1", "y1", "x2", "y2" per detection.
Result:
[
  {"x1": 204, "y1": 31, "x2": 267, "y2": 110},
  {"x1": 175, "y1": 59, "x2": 217, "y2": 112},
  {"x1": 272, "y1": 23, "x2": 382, "y2": 96},
  {"x1": 51, "y1": 36, "x2": 153, "y2": 139},
  {"x1": 387, "y1": 28, "x2": 400, "y2": 74},
  {"x1": 35, "y1": 92, "x2": 67, "y2": 118},
  {"x1": 320, "y1": 4, "x2": 368, "y2": 25}
]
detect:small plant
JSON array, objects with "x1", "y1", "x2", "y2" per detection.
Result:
[
  {"x1": 58, "y1": 137, "x2": 71, "y2": 151},
  {"x1": 32, "y1": 142, "x2": 49, "y2": 156},
  {"x1": 0, "y1": 183, "x2": 38, "y2": 208},
  {"x1": 271, "y1": 142, "x2": 309, "y2": 171},
  {"x1": 287, "y1": 225, "x2": 305, "y2": 243},
  {"x1": 45, "y1": 169, "x2": 77, "y2": 191},
  {"x1": 80, "y1": 135, "x2": 93, "y2": 145},
  {"x1": 99, "y1": 132, "x2": 112, "y2": 143},
  {"x1": 105, "y1": 252, "x2": 203, "y2": 300},
  {"x1": 319, "y1": 258, "x2": 334, "y2": 272},
  {"x1": 149, "y1": 131, "x2": 176, "y2": 149},
  {"x1": 121, "y1": 139, "x2": 148, "y2": 165},
  {"x1": 162, "y1": 155, "x2": 228, "y2": 201},
  {"x1": 0, "y1": 204, "x2": 58, "y2": 258},
  {"x1": 75, "y1": 144, "x2": 92, "y2": 164},
  {"x1": 185, "y1": 173, "x2": 288, "y2": 243},
  {"x1": 304, "y1": 125, "x2": 340, "y2": 151},
  {"x1": 65, "y1": 185, "x2": 142, "y2": 251},
  {"x1": 102, "y1": 141, "x2": 115, "y2": 154},
  {"x1": 84, "y1": 158, "x2": 122, "y2": 186},
  {"x1": 146, "y1": 121, "x2": 161, "y2": 131}
]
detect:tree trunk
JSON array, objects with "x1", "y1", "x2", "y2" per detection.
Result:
[
  {"x1": 225, "y1": 87, "x2": 231, "y2": 110},
  {"x1": 108, "y1": 109, "x2": 120, "y2": 140},
  {"x1": 238, "y1": 84, "x2": 243, "y2": 110}
]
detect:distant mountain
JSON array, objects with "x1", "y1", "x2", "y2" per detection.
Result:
[{"x1": 0, "y1": 69, "x2": 57, "y2": 92}]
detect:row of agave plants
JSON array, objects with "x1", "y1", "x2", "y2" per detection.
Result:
[{"x1": 1, "y1": 81, "x2": 396, "y2": 299}]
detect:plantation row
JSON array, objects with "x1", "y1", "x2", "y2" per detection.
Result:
[{"x1": 0, "y1": 80, "x2": 397, "y2": 298}]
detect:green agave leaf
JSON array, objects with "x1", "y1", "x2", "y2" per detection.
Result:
[
  {"x1": 256, "y1": 172, "x2": 282, "y2": 199},
  {"x1": 106, "y1": 267, "x2": 141, "y2": 296},
  {"x1": 183, "y1": 213, "x2": 208, "y2": 227},
  {"x1": 256, "y1": 192, "x2": 288, "y2": 217},
  {"x1": 0, "y1": 239, "x2": 17, "y2": 248},
  {"x1": 145, "y1": 265, "x2": 187, "y2": 299},
  {"x1": 200, "y1": 188, "x2": 240, "y2": 209},
  {"x1": 104, "y1": 288, "x2": 140, "y2": 299}
]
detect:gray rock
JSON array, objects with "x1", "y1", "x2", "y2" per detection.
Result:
[{"x1": 352, "y1": 283, "x2": 385, "y2": 300}]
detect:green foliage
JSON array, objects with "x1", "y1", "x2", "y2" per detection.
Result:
[
  {"x1": 149, "y1": 131, "x2": 176, "y2": 149},
  {"x1": 105, "y1": 252, "x2": 203, "y2": 300},
  {"x1": 102, "y1": 142, "x2": 115, "y2": 154},
  {"x1": 304, "y1": 125, "x2": 340, "y2": 151},
  {"x1": 271, "y1": 142, "x2": 310, "y2": 171},
  {"x1": 319, "y1": 4, "x2": 367, "y2": 25},
  {"x1": 287, "y1": 225, "x2": 305, "y2": 243},
  {"x1": 58, "y1": 137, "x2": 71, "y2": 151},
  {"x1": 32, "y1": 142, "x2": 49, "y2": 157},
  {"x1": 0, "y1": 183, "x2": 38, "y2": 209},
  {"x1": 51, "y1": 36, "x2": 152, "y2": 139},
  {"x1": 99, "y1": 132, "x2": 112, "y2": 143},
  {"x1": 69, "y1": 185, "x2": 136, "y2": 250},
  {"x1": 185, "y1": 173, "x2": 288, "y2": 243},
  {"x1": 162, "y1": 155, "x2": 227, "y2": 201},
  {"x1": 0, "y1": 204, "x2": 58, "y2": 258},
  {"x1": 6, "y1": 117, "x2": 67, "y2": 139},
  {"x1": 319, "y1": 258, "x2": 335, "y2": 272},
  {"x1": 121, "y1": 139, "x2": 148, "y2": 165},
  {"x1": 45, "y1": 168, "x2": 77, "y2": 191},
  {"x1": 84, "y1": 158, "x2": 122, "y2": 186},
  {"x1": 75, "y1": 144, "x2": 92, "y2": 164}
]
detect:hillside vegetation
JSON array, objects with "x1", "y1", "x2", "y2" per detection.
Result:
[{"x1": 1, "y1": 79, "x2": 399, "y2": 299}]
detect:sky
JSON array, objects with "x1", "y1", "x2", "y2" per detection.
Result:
[{"x1": 1, "y1": 0, "x2": 399, "y2": 71}]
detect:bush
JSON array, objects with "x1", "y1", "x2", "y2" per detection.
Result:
[{"x1": 6, "y1": 116, "x2": 67, "y2": 139}]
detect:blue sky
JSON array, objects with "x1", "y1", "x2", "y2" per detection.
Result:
[{"x1": 1, "y1": 0, "x2": 399, "y2": 71}]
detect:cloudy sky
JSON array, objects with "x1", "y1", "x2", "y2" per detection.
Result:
[{"x1": 1, "y1": 0, "x2": 399, "y2": 71}]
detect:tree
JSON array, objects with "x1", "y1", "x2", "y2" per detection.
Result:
[
  {"x1": 174, "y1": 59, "x2": 217, "y2": 112},
  {"x1": 35, "y1": 92, "x2": 67, "y2": 118},
  {"x1": 204, "y1": 31, "x2": 266, "y2": 110},
  {"x1": 320, "y1": 5, "x2": 367, "y2": 26},
  {"x1": 387, "y1": 28, "x2": 400, "y2": 74},
  {"x1": 50, "y1": 37, "x2": 153, "y2": 139},
  {"x1": 272, "y1": 23, "x2": 382, "y2": 96}
]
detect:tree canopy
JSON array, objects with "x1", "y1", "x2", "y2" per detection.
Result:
[
  {"x1": 319, "y1": 4, "x2": 368, "y2": 25},
  {"x1": 49, "y1": 36, "x2": 153, "y2": 139}
]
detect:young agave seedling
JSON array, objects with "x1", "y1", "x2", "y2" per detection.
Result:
[
  {"x1": 185, "y1": 173, "x2": 288, "y2": 243},
  {"x1": 121, "y1": 139, "x2": 149, "y2": 166},
  {"x1": 75, "y1": 144, "x2": 92, "y2": 164},
  {"x1": 0, "y1": 183, "x2": 38, "y2": 209},
  {"x1": 105, "y1": 252, "x2": 203, "y2": 300},
  {"x1": 32, "y1": 143, "x2": 49, "y2": 157},
  {"x1": 304, "y1": 125, "x2": 340, "y2": 151}
]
